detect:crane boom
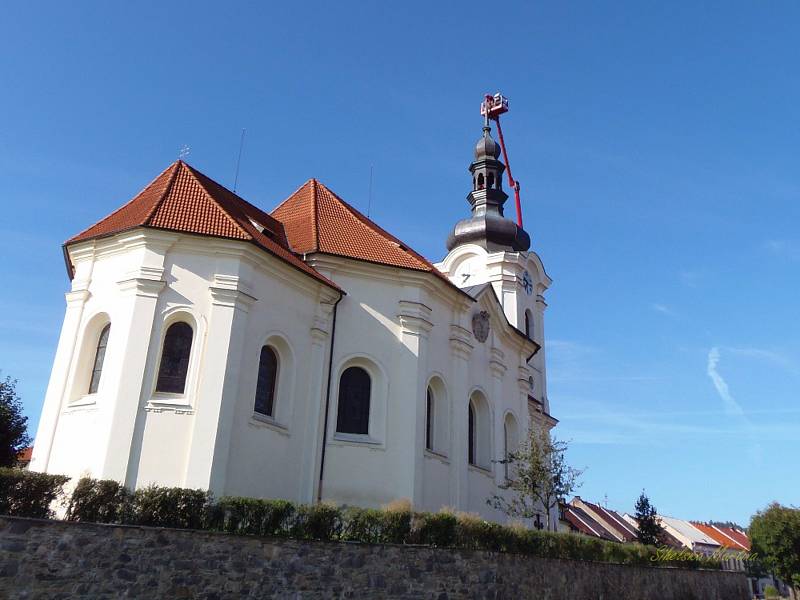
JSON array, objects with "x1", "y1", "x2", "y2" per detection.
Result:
[{"x1": 481, "y1": 93, "x2": 523, "y2": 228}]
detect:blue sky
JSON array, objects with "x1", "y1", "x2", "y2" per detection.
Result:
[{"x1": 1, "y1": 2, "x2": 798, "y2": 526}]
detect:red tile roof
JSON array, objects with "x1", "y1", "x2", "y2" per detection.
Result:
[
  {"x1": 562, "y1": 505, "x2": 618, "y2": 541},
  {"x1": 66, "y1": 161, "x2": 340, "y2": 291},
  {"x1": 691, "y1": 523, "x2": 750, "y2": 552},
  {"x1": 717, "y1": 526, "x2": 750, "y2": 551},
  {"x1": 580, "y1": 499, "x2": 639, "y2": 542},
  {"x1": 271, "y1": 179, "x2": 463, "y2": 293},
  {"x1": 16, "y1": 447, "x2": 32, "y2": 463}
]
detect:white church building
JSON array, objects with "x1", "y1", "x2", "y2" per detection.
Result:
[{"x1": 30, "y1": 119, "x2": 557, "y2": 524}]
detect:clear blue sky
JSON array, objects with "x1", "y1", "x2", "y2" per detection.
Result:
[{"x1": 1, "y1": 2, "x2": 798, "y2": 526}]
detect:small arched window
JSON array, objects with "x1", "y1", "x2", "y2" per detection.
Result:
[
  {"x1": 524, "y1": 309, "x2": 533, "y2": 339},
  {"x1": 156, "y1": 322, "x2": 193, "y2": 394},
  {"x1": 477, "y1": 173, "x2": 485, "y2": 190},
  {"x1": 254, "y1": 346, "x2": 279, "y2": 417},
  {"x1": 468, "y1": 402, "x2": 476, "y2": 465},
  {"x1": 336, "y1": 366, "x2": 371, "y2": 435},
  {"x1": 425, "y1": 387, "x2": 434, "y2": 451},
  {"x1": 488, "y1": 172, "x2": 495, "y2": 189},
  {"x1": 88, "y1": 324, "x2": 111, "y2": 394}
]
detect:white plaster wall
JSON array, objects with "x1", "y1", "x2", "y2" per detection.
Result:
[{"x1": 34, "y1": 228, "x2": 552, "y2": 527}]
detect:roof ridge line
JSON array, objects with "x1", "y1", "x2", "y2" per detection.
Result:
[
  {"x1": 181, "y1": 162, "x2": 252, "y2": 240},
  {"x1": 142, "y1": 161, "x2": 182, "y2": 225},
  {"x1": 312, "y1": 178, "x2": 320, "y2": 253},
  {"x1": 270, "y1": 178, "x2": 316, "y2": 215},
  {"x1": 315, "y1": 179, "x2": 436, "y2": 269},
  {"x1": 66, "y1": 161, "x2": 178, "y2": 243}
]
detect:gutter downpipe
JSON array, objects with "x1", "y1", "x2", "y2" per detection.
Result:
[{"x1": 317, "y1": 293, "x2": 342, "y2": 503}]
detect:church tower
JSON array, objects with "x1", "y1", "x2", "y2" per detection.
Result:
[
  {"x1": 436, "y1": 114, "x2": 553, "y2": 420},
  {"x1": 446, "y1": 125, "x2": 530, "y2": 253}
]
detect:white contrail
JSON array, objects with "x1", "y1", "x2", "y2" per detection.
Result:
[{"x1": 707, "y1": 347, "x2": 745, "y2": 417}]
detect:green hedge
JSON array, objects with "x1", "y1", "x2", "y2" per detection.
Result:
[
  {"x1": 0, "y1": 468, "x2": 69, "y2": 519},
  {"x1": 67, "y1": 478, "x2": 132, "y2": 523},
  {"x1": 0, "y1": 474, "x2": 721, "y2": 570}
]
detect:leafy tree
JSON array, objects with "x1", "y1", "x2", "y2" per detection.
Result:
[
  {"x1": 634, "y1": 491, "x2": 665, "y2": 546},
  {"x1": 749, "y1": 503, "x2": 800, "y2": 591},
  {"x1": 0, "y1": 376, "x2": 31, "y2": 467},
  {"x1": 487, "y1": 427, "x2": 583, "y2": 531}
]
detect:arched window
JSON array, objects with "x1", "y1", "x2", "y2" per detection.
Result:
[
  {"x1": 88, "y1": 324, "x2": 111, "y2": 394},
  {"x1": 156, "y1": 322, "x2": 193, "y2": 394},
  {"x1": 468, "y1": 392, "x2": 491, "y2": 468},
  {"x1": 477, "y1": 173, "x2": 485, "y2": 189},
  {"x1": 336, "y1": 366, "x2": 371, "y2": 435},
  {"x1": 254, "y1": 346, "x2": 278, "y2": 416},
  {"x1": 468, "y1": 402, "x2": 476, "y2": 465},
  {"x1": 524, "y1": 309, "x2": 533, "y2": 339},
  {"x1": 426, "y1": 386, "x2": 434, "y2": 451},
  {"x1": 488, "y1": 172, "x2": 495, "y2": 189}
]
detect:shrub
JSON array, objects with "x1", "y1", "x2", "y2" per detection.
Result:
[
  {"x1": 342, "y1": 504, "x2": 412, "y2": 545},
  {"x1": 213, "y1": 497, "x2": 295, "y2": 537},
  {"x1": 67, "y1": 477, "x2": 132, "y2": 523},
  {"x1": 131, "y1": 484, "x2": 210, "y2": 529},
  {"x1": 290, "y1": 502, "x2": 342, "y2": 541},
  {"x1": 0, "y1": 468, "x2": 69, "y2": 518},
  {"x1": 411, "y1": 511, "x2": 458, "y2": 547}
]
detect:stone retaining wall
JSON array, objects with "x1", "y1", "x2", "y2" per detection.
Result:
[{"x1": 0, "y1": 516, "x2": 750, "y2": 599}]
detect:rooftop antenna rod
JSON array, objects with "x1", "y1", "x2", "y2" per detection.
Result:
[
  {"x1": 233, "y1": 128, "x2": 246, "y2": 193},
  {"x1": 367, "y1": 165, "x2": 374, "y2": 218}
]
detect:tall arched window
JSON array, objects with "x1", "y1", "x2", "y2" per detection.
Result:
[
  {"x1": 488, "y1": 172, "x2": 495, "y2": 189},
  {"x1": 477, "y1": 173, "x2": 485, "y2": 189},
  {"x1": 468, "y1": 402, "x2": 476, "y2": 465},
  {"x1": 425, "y1": 386, "x2": 434, "y2": 451},
  {"x1": 336, "y1": 366, "x2": 371, "y2": 435},
  {"x1": 156, "y1": 322, "x2": 193, "y2": 394},
  {"x1": 524, "y1": 309, "x2": 533, "y2": 339},
  {"x1": 254, "y1": 346, "x2": 279, "y2": 417},
  {"x1": 88, "y1": 324, "x2": 111, "y2": 394}
]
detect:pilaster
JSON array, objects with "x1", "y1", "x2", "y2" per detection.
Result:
[
  {"x1": 396, "y1": 300, "x2": 433, "y2": 508},
  {"x1": 184, "y1": 274, "x2": 256, "y2": 494},
  {"x1": 298, "y1": 289, "x2": 340, "y2": 503},
  {"x1": 490, "y1": 346, "x2": 506, "y2": 487},
  {"x1": 97, "y1": 268, "x2": 166, "y2": 482},
  {"x1": 29, "y1": 288, "x2": 92, "y2": 473},
  {"x1": 448, "y1": 323, "x2": 473, "y2": 508}
]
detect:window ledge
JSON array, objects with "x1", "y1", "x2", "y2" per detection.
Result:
[
  {"x1": 65, "y1": 395, "x2": 98, "y2": 412},
  {"x1": 332, "y1": 432, "x2": 383, "y2": 447},
  {"x1": 146, "y1": 393, "x2": 193, "y2": 412},
  {"x1": 249, "y1": 413, "x2": 289, "y2": 436},
  {"x1": 424, "y1": 449, "x2": 449, "y2": 464},
  {"x1": 68, "y1": 394, "x2": 98, "y2": 408},
  {"x1": 468, "y1": 464, "x2": 493, "y2": 477}
]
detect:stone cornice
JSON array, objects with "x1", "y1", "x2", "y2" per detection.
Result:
[
  {"x1": 306, "y1": 253, "x2": 469, "y2": 308},
  {"x1": 209, "y1": 274, "x2": 257, "y2": 311},
  {"x1": 489, "y1": 347, "x2": 507, "y2": 378},
  {"x1": 117, "y1": 267, "x2": 166, "y2": 299},
  {"x1": 449, "y1": 324, "x2": 473, "y2": 359},
  {"x1": 397, "y1": 300, "x2": 434, "y2": 337},
  {"x1": 64, "y1": 289, "x2": 91, "y2": 306}
]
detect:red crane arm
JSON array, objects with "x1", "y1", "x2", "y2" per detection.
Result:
[{"x1": 492, "y1": 115, "x2": 523, "y2": 228}]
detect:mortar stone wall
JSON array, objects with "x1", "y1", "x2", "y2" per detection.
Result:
[{"x1": 0, "y1": 517, "x2": 750, "y2": 599}]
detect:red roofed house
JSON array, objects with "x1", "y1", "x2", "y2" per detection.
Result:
[{"x1": 29, "y1": 118, "x2": 557, "y2": 523}]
